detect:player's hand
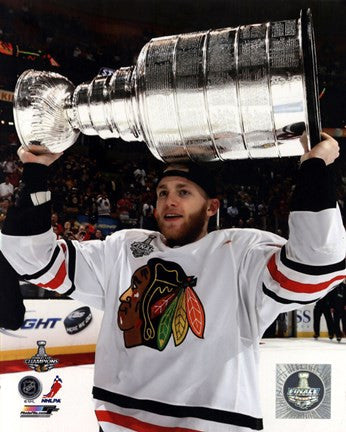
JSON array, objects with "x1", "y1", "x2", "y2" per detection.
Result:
[
  {"x1": 17, "y1": 145, "x2": 63, "y2": 166},
  {"x1": 300, "y1": 132, "x2": 340, "y2": 166}
]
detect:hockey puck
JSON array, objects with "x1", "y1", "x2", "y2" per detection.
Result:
[{"x1": 63, "y1": 306, "x2": 92, "y2": 335}]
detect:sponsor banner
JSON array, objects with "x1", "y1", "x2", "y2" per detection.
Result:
[
  {"x1": 296, "y1": 304, "x2": 328, "y2": 337},
  {"x1": 77, "y1": 214, "x2": 121, "y2": 235},
  {"x1": 63, "y1": 306, "x2": 92, "y2": 335},
  {"x1": 276, "y1": 363, "x2": 331, "y2": 419},
  {"x1": 0, "y1": 300, "x2": 103, "y2": 361},
  {"x1": 0, "y1": 89, "x2": 14, "y2": 102}
]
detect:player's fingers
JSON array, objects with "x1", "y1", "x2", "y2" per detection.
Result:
[{"x1": 299, "y1": 131, "x2": 309, "y2": 153}]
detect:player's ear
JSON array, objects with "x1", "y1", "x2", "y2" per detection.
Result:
[{"x1": 207, "y1": 198, "x2": 219, "y2": 217}]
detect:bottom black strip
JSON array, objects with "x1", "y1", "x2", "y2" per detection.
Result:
[
  {"x1": 64, "y1": 240, "x2": 76, "y2": 297},
  {"x1": 263, "y1": 283, "x2": 319, "y2": 305},
  {"x1": 93, "y1": 386, "x2": 263, "y2": 430}
]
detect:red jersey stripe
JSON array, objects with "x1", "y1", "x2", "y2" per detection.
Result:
[
  {"x1": 37, "y1": 261, "x2": 67, "y2": 290},
  {"x1": 267, "y1": 254, "x2": 346, "y2": 294},
  {"x1": 95, "y1": 409, "x2": 201, "y2": 432}
]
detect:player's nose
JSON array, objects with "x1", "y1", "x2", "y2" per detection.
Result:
[{"x1": 165, "y1": 191, "x2": 178, "y2": 207}]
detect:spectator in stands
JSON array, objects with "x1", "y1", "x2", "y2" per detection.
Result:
[
  {"x1": 0, "y1": 175, "x2": 14, "y2": 200},
  {"x1": 141, "y1": 197, "x2": 156, "y2": 230},
  {"x1": 0, "y1": 198, "x2": 10, "y2": 229},
  {"x1": 80, "y1": 186, "x2": 97, "y2": 218},
  {"x1": 226, "y1": 203, "x2": 239, "y2": 227},
  {"x1": 96, "y1": 193, "x2": 111, "y2": 216},
  {"x1": 1, "y1": 154, "x2": 17, "y2": 175},
  {"x1": 51, "y1": 212, "x2": 63, "y2": 235},
  {"x1": 63, "y1": 220, "x2": 72, "y2": 232},
  {"x1": 257, "y1": 201, "x2": 268, "y2": 230},
  {"x1": 133, "y1": 164, "x2": 146, "y2": 187},
  {"x1": 52, "y1": 223, "x2": 63, "y2": 239},
  {"x1": 116, "y1": 191, "x2": 133, "y2": 223},
  {"x1": 8, "y1": 165, "x2": 22, "y2": 188},
  {"x1": 64, "y1": 189, "x2": 80, "y2": 216},
  {"x1": 92, "y1": 228, "x2": 104, "y2": 240}
]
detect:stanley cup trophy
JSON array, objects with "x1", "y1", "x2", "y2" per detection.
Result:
[{"x1": 13, "y1": 9, "x2": 321, "y2": 163}]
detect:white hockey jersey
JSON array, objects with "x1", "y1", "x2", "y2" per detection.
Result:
[
  {"x1": 2, "y1": 157, "x2": 346, "y2": 431},
  {"x1": 2, "y1": 205, "x2": 346, "y2": 432}
]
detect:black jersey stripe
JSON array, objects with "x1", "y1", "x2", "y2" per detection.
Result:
[
  {"x1": 19, "y1": 245, "x2": 61, "y2": 280},
  {"x1": 280, "y1": 246, "x2": 346, "y2": 276},
  {"x1": 93, "y1": 386, "x2": 263, "y2": 430},
  {"x1": 63, "y1": 240, "x2": 76, "y2": 296},
  {"x1": 263, "y1": 283, "x2": 319, "y2": 305}
]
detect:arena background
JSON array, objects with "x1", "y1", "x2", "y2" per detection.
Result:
[{"x1": 0, "y1": 1, "x2": 345, "y2": 431}]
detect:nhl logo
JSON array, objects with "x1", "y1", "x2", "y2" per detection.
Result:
[
  {"x1": 18, "y1": 376, "x2": 42, "y2": 400},
  {"x1": 130, "y1": 235, "x2": 156, "y2": 258}
]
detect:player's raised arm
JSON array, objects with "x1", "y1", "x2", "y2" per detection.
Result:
[
  {"x1": 237, "y1": 133, "x2": 346, "y2": 334},
  {"x1": 262, "y1": 133, "x2": 345, "y2": 322},
  {"x1": 0, "y1": 146, "x2": 107, "y2": 309}
]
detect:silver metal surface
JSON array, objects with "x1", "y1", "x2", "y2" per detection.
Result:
[
  {"x1": 13, "y1": 70, "x2": 79, "y2": 153},
  {"x1": 13, "y1": 10, "x2": 320, "y2": 162}
]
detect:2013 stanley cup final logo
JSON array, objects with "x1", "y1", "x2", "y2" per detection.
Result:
[
  {"x1": 130, "y1": 235, "x2": 156, "y2": 258},
  {"x1": 286, "y1": 372, "x2": 321, "y2": 410},
  {"x1": 276, "y1": 364, "x2": 331, "y2": 419}
]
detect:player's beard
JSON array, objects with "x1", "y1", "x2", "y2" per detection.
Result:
[{"x1": 157, "y1": 203, "x2": 208, "y2": 247}]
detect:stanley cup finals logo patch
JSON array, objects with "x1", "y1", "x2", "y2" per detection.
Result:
[
  {"x1": 118, "y1": 258, "x2": 205, "y2": 351},
  {"x1": 130, "y1": 235, "x2": 156, "y2": 258}
]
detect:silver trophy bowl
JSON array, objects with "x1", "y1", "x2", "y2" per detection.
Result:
[{"x1": 13, "y1": 9, "x2": 321, "y2": 162}]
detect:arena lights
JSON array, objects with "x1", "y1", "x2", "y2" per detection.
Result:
[{"x1": 0, "y1": 120, "x2": 14, "y2": 126}]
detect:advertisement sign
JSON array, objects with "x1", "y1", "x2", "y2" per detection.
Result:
[
  {"x1": 0, "y1": 300, "x2": 103, "y2": 362},
  {"x1": 296, "y1": 304, "x2": 329, "y2": 337},
  {"x1": 0, "y1": 89, "x2": 14, "y2": 103}
]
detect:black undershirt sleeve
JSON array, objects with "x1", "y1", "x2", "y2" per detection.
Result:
[
  {"x1": 1, "y1": 163, "x2": 51, "y2": 328},
  {"x1": 2, "y1": 163, "x2": 52, "y2": 236},
  {"x1": 290, "y1": 158, "x2": 336, "y2": 212},
  {"x1": 0, "y1": 251, "x2": 25, "y2": 330}
]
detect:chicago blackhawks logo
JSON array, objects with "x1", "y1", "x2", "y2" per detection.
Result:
[{"x1": 118, "y1": 258, "x2": 205, "y2": 350}]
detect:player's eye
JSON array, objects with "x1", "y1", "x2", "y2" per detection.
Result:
[
  {"x1": 158, "y1": 190, "x2": 167, "y2": 197},
  {"x1": 179, "y1": 189, "x2": 190, "y2": 196}
]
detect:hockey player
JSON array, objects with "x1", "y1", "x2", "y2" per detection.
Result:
[{"x1": 1, "y1": 133, "x2": 345, "y2": 432}]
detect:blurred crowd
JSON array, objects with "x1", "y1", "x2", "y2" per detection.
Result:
[{"x1": 0, "y1": 1, "x2": 155, "y2": 89}]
